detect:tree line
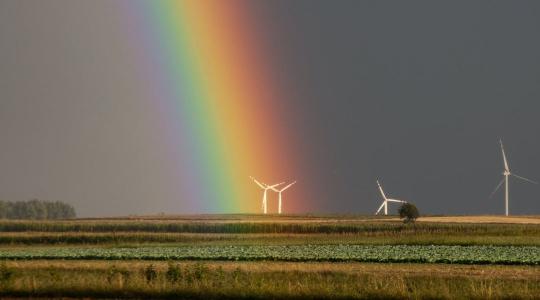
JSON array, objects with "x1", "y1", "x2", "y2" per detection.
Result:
[{"x1": 0, "y1": 200, "x2": 76, "y2": 220}]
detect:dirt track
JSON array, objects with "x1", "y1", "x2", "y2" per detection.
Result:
[
  {"x1": 74, "y1": 214, "x2": 540, "y2": 224},
  {"x1": 418, "y1": 216, "x2": 540, "y2": 224}
]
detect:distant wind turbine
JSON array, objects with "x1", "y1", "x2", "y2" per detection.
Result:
[
  {"x1": 490, "y1": 140, "x2": 537, "y2": 216},
  {"x1": 250, "y1": 177, "x2": 283, "y2": 214},
  {"x1": 271, "y1": 181, "x2": 296, "y2": 214},
  {"x1": 375, "y1": 180, "x2": 407, "y2": 215}
]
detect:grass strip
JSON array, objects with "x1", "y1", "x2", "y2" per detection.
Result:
[{"x1": 0, "y1": 261, "x2": 538, "y2": 299}]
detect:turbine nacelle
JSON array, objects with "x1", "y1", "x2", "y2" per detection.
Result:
[
  {"x1": 374, "y1": 180, "x2": 407, "y2": 216},
  {"x1": 250, "y1": 177, "x2": 284, "y2": 214},
  {"x1": 271, "y1": 181, "x2": 296, "y2": 215},
  {"x1": 270, "y1": 181, "x2": 296, "y2": 193}
]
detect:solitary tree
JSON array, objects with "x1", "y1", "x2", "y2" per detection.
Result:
[{"x1": 398, "y1": 203, "x2": 419, "y2": 223}]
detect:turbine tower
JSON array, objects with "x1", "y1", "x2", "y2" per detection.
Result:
[
  {"x1": 490, "y1": 140, "x2": 537, "y2": 216},
  {"x1": 375, "y1": 180, "x2": 407, "y2": 215},
  {"x1": 271, "y1": 181, "x2": 296, "y2": 214},
  {"x1": 250, "y1": 177, "x2": 283, "y2": 214}
]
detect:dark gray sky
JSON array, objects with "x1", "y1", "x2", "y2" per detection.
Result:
[{"x1": 1, "y1": 0, "x2": 539, "y2": 216}]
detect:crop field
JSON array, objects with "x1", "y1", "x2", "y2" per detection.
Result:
[
  {"x1": 1, "y1": 245, "x2": 539, "y2": 265},
  {"x1": 0, "y1": 215, "x2": 539, "y2": 299}
]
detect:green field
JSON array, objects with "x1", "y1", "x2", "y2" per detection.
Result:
[
  {"x1": 0, "y1": 215, "x2": 539, "y2": 299},
  {"x1": 1, "y1": 245, "x2": 539, "y2": 265}
]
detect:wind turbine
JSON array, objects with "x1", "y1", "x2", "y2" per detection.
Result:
[
  {"x1": 490, "y1": 140, "x2": 537, "y2": 216},
  {"x1": 375, "y1": 180, "x2": 407, "y2": 215},
  {"x1": 250, "y1": 177, "x2": 283, "y2": 214},
  {"x1": 271, "y1": 181, "x2": 296, "y2": 214}
]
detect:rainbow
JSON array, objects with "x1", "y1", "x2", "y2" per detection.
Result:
[{"x1": 121, "y1": 1, "x2": 307, "y2": 213}]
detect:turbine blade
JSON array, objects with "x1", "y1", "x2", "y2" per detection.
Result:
[
  {"x1": 376, "y1": 180, "x2": 388, "y2": 200},
  {"x1": 250, "y1": 177, "x2": 266, "y2": 189},
  {"x1": 387, "y1": 199, "x2": 406, "y2": 203},
  {"x1": 512, "y1": 174, "x2": 539, "y2": 184},
  {"x1": 500, "y1": 139, "x2": 510, "y2": 172},
  {"x1": 268, "y1": 182, "x2": 285, "y2": 189},
  {"x1": 375, "y1": 202, "x2": 385, "y2": 215},
  {"x1": 490, "y1": 178, "x2": 505, "y2": 198},
  {"x1": 280, "y1": 181, "x2": 297, "y2": 192}
]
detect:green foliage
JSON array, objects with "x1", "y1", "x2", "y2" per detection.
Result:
[
  {"x1": 165, "y1": 262, "x2": 182, "y2": 283},
  {"x1": 0, "y1": 200, "x2": 76, "y2": 220},
  {"x1": 399, "y1": 203, "x2": 420, "y2": 223},
  {"x1": 0, "y1": 245, "x2": 538, "y2": 265}
]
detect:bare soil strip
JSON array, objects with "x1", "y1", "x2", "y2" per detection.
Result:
[{"x1": 74, "y1": 215, "x2": 540, "y2": 224}]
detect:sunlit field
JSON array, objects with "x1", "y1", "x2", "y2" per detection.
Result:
[{"x1": 0, "y1": 215, "x2": 539, "y2": 299}]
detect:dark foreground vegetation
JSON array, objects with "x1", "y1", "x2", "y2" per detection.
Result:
[
  {"x1": 0, "y1": 261, "x2": 538, "y2": 299},
  {"x1": 0, "y1": 200, "x2": 76, "y2": 220}
]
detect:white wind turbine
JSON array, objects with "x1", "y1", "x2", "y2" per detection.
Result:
[
  {"x1": 271, "y1": 181, "x2": 296, "y2": 214},
  {"x1": 490, "y1": 140, "x2": 537, "y2": 216},
  {"x1": 375, "y1": 180, "x2": 407, "y2": 215},
  {"x1": 250, "y1": 177, "x2": 283, "y2": 214}
]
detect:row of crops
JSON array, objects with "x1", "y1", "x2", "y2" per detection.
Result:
[
  {"x1": 1, "y1": 245, "x2": 538, "y2": 265},
  {"x1": 1, "y1": 221, "x2": 539, "y2": 235}
]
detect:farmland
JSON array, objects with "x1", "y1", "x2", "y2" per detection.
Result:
[
  {"x1": 1, "y1": 245, "x2": 539, "y2": 265},
  {"x1": 0, "y1": 215, "x2": 539, "y2": 299}
]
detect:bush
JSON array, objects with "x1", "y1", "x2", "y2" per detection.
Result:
[
  {"x1": 143, "y1": 264, "x2": 157, "y2": 284},
  {"x1": 0, "y1": 263, "x2": 14, "y2": 284},
  {"x1": 165, "y1": 263, "x2": 182, "y2": 283},
  {"x1": 398, "y1": 203, "x2": 419, "y2": 223}
]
